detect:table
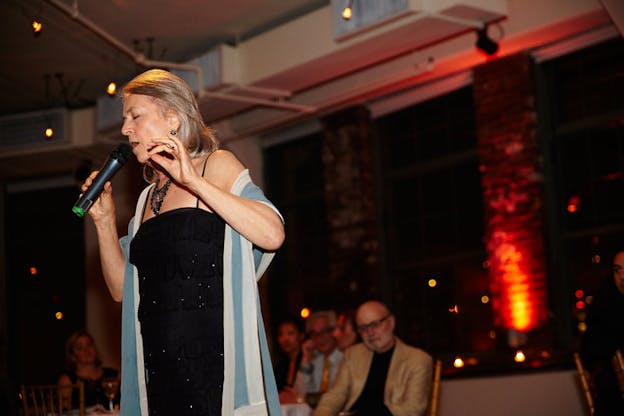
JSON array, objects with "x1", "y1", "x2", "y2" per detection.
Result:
[
  {"x1": 280, "y1": 403, "x2": 312, "y2": 416},
  {"x1": 85, "y1": 406, "x2": 120, "y2": 416}
]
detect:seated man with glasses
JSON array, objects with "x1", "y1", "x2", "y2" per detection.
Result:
[
  {"x1": 294, "y1": 310, "x2": 344, "y2": 405},
  {"x1": 313, "y1": 300, "x2": 433, "y2": 416}
]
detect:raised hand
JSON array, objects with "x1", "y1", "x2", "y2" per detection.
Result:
[{"x1": 147, "y1": 132, "x2": 200, "y2": 187}]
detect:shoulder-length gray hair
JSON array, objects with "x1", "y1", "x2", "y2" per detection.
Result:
[{"x1": 122, "y1": 69, "x2": 219, "y2": 182}]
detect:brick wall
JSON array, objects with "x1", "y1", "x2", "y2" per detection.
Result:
[
  {"x1": 472, "y1": 52, "x2": 549, "y2": 333},
  {"x1": 320, "y1": 106, "x2": 380, "y2": 302}
]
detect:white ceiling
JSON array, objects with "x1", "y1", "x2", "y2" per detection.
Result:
[
  {"x1": 0, "y1": 0, "x2": 512, "y2": 178},
  {"x1": 1, "y1": 0, "x2": 615, "y2": 137},
  {"x1": 0, "y1": 0, "x2": 328, "y2": 116},
  {"x1": 0, "y1": 0, "x2": 616, "y2": 179}
]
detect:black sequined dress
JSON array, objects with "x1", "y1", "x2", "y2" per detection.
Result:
[{"x1": 129, "y1": 208, "x2": 225, "y2": 416}]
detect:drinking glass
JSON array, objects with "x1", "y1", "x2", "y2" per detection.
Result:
[{"x1": 101, "y1": 377, "x2": 119, "y2": 411}]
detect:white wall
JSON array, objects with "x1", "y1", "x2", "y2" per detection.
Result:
[
  {"x1": 439, "y1": 370, "x2": 587, "y2": 416},
  {"x1": 221, "y1": 134, "x2": 265, "y2": 187}
]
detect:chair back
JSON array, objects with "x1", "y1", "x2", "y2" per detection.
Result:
[
  {"x1": 573, "y1": 352, "x2": 595, "y2": 416},
  {"x1": 612, "y1": 349, "x2": 624, "y2": 398},
  {"x1": 20, "y1": 382, "x2": 85, "y2": 416},
  {"x1": 427, "y1": 359, "x2": 443, "y2": 416}
]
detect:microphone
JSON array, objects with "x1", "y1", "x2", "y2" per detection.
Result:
[{"x1": 72, "y1": 143, "x2": 133, "y2": 217}]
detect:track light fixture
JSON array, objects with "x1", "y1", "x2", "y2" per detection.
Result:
[
  {"x1": 476, "y1": 25, "x2": 499, "y2": 56},
  {"x1": 341, "y1": 0, "x2": 353, "y2": 21},
  {"x1": 32, "y1": 19, "x2": 43, "y2": 36}
]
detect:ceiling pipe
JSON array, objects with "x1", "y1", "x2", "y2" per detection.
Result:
[
  {"x1": 201, "y1": 91, "x2": 315, "y2": 113},
  {"x1": 220, "y1": 84, "x2": 293, "y2": 98},
  {"x1": 45, "y1": 0, "x2": 312, "y2": 113},
  {"x1": 217, "y1": 57, "x2": 438, "y2": 142},
  {"x1": 46, "y1": 0, "x2": 205, "y2": 97},
  {"x1": 426, "y1": 13, "x2": 485, "y2": 30}
]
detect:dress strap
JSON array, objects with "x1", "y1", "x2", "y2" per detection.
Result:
[{"x1": 196, "y1": 151, "x2": 214, "y2": 208}]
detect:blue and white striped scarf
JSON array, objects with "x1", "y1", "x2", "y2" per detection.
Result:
[{"x1": 119, "y1": 169, "x2": 281, "y2": 415}]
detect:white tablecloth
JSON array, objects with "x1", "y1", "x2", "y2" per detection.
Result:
[
  {"x1": 85, "y1": 406, "x2": 120, "y2": 416},
  {"x1": 280, "y1": 403, "x2": 312, "y2": 416}
]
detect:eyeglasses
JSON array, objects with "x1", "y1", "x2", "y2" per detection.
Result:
[
  {"x1": 308, "y1": 326, "x2": 334, "y2": 338},
  {"x1": 614, "y1": 264, "x2": 624, "y2": 274},
  {"x1": 356, "y1": 314, "x2": 391, "y2": 333}
]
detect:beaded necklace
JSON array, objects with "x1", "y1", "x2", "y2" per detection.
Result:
[{"x1": 150, "y1": 178, "x2": 172, "y2": 215}]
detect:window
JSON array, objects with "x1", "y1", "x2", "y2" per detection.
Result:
[
  {"x1": 264, "y1": 133, "x2": 329, "y2": 319},
  {"x1": 541, "y1": 37, "x2": 624, "y2": 345},
  {"x1": 374, "y1": 87, "x2": 490, "y2": 355}
]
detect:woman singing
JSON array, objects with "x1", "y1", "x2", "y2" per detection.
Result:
[{"x1": 82, "y1": 68, "x2": 285, "y2": 415}]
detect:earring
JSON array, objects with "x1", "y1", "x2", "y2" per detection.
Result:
[{"x1": 169, "y1": 129, "x2": 177, "y2": 136}]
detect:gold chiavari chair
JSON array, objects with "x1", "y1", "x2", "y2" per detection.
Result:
[
  {"x1": 612, "y1": 349, "x2": 624, "y2": 398},
  {"x1": 573, "y1": 352, "x2": 595, "y2": 416},
  {"x1": 427, "y1": 359, "x2": 443, "y2": 416},
  {"x1": 20, "y1": 382, "x2": 85, "y2": 416}
]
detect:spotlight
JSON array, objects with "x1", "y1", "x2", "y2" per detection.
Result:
[
  {"x1": 106, "y1": 81, "x2": 117, "y2": 96},
  {"x1": 341, "y1": 0, "x2": 353, "y2": 21},
  {"x1": 45, "y1": 127, "x2": 54, "y2": 139},
  {"x1": 32, "y1": 19, "x2": 43, "y2": 36},
  {"x1": 476, "y1": 26, "x2": 498, "y2": 56}
]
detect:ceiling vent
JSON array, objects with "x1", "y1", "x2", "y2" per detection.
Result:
[
  {"x1": 332, "y1": 0, "x2": 506, "y2": 41},
  {"x1": 96, "y1": 46, "x2": 230, "y2": 131},
  {"x1": 0, "y1": 108, "x2": 66, "y2": 154},
  {"x1": 0, "y1": 108, "x2": 96, "y2": 156}
]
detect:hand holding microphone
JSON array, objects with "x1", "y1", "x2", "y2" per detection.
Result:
[{"x1": 72, "y1": 143, "x2": 133, "y2": 217}]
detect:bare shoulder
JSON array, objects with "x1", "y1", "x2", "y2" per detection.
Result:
[{"x1": 202, "y1": 149, "x2": 245, "y2": 190}]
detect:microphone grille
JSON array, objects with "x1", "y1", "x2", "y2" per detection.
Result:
[{"x1": 112, "y1": 143, "x2": 133, "y2": 164}]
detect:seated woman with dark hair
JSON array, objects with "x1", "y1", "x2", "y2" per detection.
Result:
[
  {"x1": 273, "y1": 316, "x2": 305, "y2": 403},
  {"x1": 58, "y1": 330, "x2": 120, "y2": 410}
]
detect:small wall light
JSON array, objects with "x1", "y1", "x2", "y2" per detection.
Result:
[
  {"x1": 32, "y1": 19, "x2": 43, "y2": 36},
  {"x1": 106, "y1": 81, "x2": 117, "y2": 96},
  {"x1": 342, "y1": 0, "x2": 353, "y2": 21}
]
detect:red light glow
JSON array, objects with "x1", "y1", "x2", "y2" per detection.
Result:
[
  {"x1": 494, "y1": 242, "x2": 530, "y2": 330},
  {"x1": 488, "y1": 232, "x2": 548, "y2": 332},
  {"x1": 567, "y1": 195, "x2": 580, "y2": 213}
]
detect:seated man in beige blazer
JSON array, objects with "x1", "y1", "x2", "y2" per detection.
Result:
[{"x1": 313, "y1": 300, "x2": 433, "y2": 416}]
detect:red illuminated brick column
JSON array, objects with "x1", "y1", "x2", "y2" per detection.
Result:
[
  {"x1": 320, "y1": 106, "x2": 379, "y2": 299},
  {"x1": 473, "y1": 52, "x2": 549, "y2": 333}
]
